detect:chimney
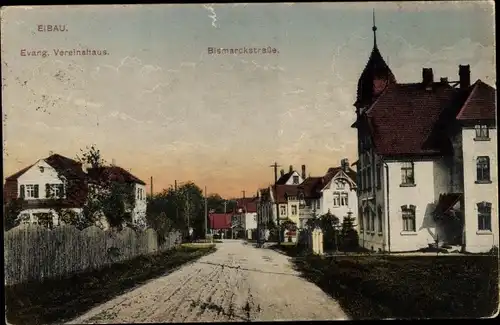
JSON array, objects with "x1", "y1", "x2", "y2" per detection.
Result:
[
  {"x1": 459, "y1": 64, "x2": 470, "y2": 89},
  {"x1": 49, "y1": 151, "x2": 54, "y2": 156},
  {"x1": 422, "y1": 68, "x2": 433, "y2": 90},
  {"x1": 289, "y1": 165, "x2": 293, "y2": 173},
  {"x1": 341, "y1": 158, "x2": 350, "y2": 172},
  {"x1": 280, "y1": 169, "x2": 285, "y2": 177},
  {"x1": 111, "y1": 158, "x2": 116, "y2": 166},
  {"x1": 301, "y1": 165, "x2": 306, "y2": 179}
]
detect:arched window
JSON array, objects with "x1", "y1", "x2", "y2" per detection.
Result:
[{"x1": 476, "y1": 157, "x2": 491, "y2": 182}]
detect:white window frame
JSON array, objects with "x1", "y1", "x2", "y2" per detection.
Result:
[
  {"x1": 280, "y1": 205, "x2": 287, "y2": 216},
  {"x1": 25, "y1": 184, "x2": 36, "y2": 198},
  {"x1": 291, "y1": 205, "x2": 297, "y2": 215},
  {"x1": 340, "y1": 192, "x2": 348, "y2": 207},
  {"x1": 333, "y1": 192, "x2": 340, "y2": 207},
  {"x1": 402, "y1": 205, "x2": 416, "y2": 232}
]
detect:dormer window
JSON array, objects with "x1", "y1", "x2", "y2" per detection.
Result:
[
  {"x1": 292, "y1": 176, "x2": 299, "y2": 184},
  {"x1": 474, "y1": 125, "x2": 490, "y2": 141}
]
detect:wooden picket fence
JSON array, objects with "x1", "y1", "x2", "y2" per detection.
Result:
[{"x1": 4, "y1": 224, "x2": 182, "y2": 285}]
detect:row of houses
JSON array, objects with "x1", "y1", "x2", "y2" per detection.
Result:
[
  {"x1": 3, "y1": 153, "x2": 147, "y2": 229},
  {"x1": 240, "y1": 21, "x2": 497, "y2": 254}
]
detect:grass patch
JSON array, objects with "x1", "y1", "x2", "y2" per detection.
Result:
[
  {"x1": 291, "y1": 254, "x2": 499, "y2": 319},
  {"x1": 6, "y1": 244, "x2": 216, "y2": 325}
]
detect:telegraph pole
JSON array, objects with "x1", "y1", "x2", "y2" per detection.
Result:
[
  {"x1": 270, "y1": 162, "x2": 282, "y2": 245},
  {"x1": 204, "y1": 186, "x2": 208, "y2": 239},
  {"x1": 150, "y1": 176, "x2": 153, "y2": 197},
  {"x1": 242, "y1": 190, "x2": 246, "y2": 198}
]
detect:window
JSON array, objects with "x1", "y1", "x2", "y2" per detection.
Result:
[
  {"x1": 401, "y1": 162, "x2": 415, "y2": 185},
  {"x1": 402, "y1": 205, "x2": 416, "y2": 232},
  {"x1": 333, "y1": 192, "x2": 340, "y2": 207},
  {"x1": 376, "y1": 163, "x2": 381, "y2": 189},
  {"x1": 371, "y1": 211, "x2": 375, "y2": 232},
  {"x1": 292, "y1": 176, "x2": 299, "y2": 184},
  {"x1": 336, "y1": 181, "x2": 345, "y2": 190},
  {"x1": 291, "y1": 205, "x2": 297, "y2": 215},
  {"x1": 341, "y1": 193, "x2": 349, "y2": 207},
  {"x1": 46, "y1": 184, "x2": 64, "y2": 198},
  {"x1": 475, "y1": 125, "x2": 489, "y2": 140},
  {"x1": 359, "y1": 208, "x2": 364, "y2": 231},
  {"x1": 280, "y1": 205, "x2": 287, "y2": 216},
  {"x1": 377, "y1": 207, "x2": 383, "y2": 233},
  {"x1": 316, "y1": 200, "x2": 320, "y2": 209},
  {"x1": 21, "y1": 184, "x2": 39, "y2": 199},
  {"x1": 477, "y1": 202, "x2": 492, "y2": 231},
  {"x1": 476, "y1": 156, "x2": 491, "y2": 182}
]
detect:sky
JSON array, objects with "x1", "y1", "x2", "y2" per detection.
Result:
[{"x1": 1, "y1": 2, "x2": 496, "y2": 198}]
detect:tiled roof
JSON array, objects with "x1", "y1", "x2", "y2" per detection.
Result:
[
  {"x1": 45, "y1": 154, "x2": 87, "y2": 180},
  {"x1": 87, "y1": 166, "x2": 146, "y2": 185},
  {"x1": 297, "y1": 177, "x2": 323, "y2": 198},
  {"x1": 272, "y1": 185, "x2": 300, "y2": 203},
  {"x1": 456, "y1": 80, "x2": 496, "y2": 121},
  {"x1": 325, "y1": 167, "x2": 357, "y2": 185},
  {"x1": 209, "y1": 213, "x2": 232, "y2": 229},
  {"x1": 236, "y1": 197, "x2": 257, "y2": 213},
  {"x1": 365, "y1": 82, "x2": 459, "y2": 156}
]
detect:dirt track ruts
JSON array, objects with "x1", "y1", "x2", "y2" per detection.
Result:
[{"x1": 68, "y1": 240, "x2": 349, "y2": 323}]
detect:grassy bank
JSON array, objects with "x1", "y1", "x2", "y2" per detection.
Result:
[
  {"x1": 291, "y1": 254, "x2": 499, "y2": 319},
  {"x1": 6, "y1": 244, "x2": 216, "y2": 325}
]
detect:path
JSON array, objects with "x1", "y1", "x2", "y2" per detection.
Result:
[{"x1": 68, "y1": 240, "x2": 349, "y2": 323}]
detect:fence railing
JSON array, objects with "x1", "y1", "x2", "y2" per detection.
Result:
[{"x1": 4, "y1": 224, "x2": 181, "y2": 285}]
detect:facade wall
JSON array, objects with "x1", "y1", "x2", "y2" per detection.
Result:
[
  {"x1": 17, "y1": 161, "x2": 65, "y2": 200},
  {"x1": 462, "y1": 127, "x2": 498, "y2": 253}
]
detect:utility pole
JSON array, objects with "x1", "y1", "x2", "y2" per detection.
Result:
[
  {"x1": 242, "y1": 190, "x2": 245, "y2": 198},
  {"x1": 270, "y1": 162, "x2": 281, "y2": 245},
  {"x1": 174, "y1": 180, "x2": 179, "y2": 222},
  {"x1": 224, "y1": 201, "x2": 227, "y2": 213},
  {"x1": 204, "y1": 186, "x2": 208, "y2": 239},
  {"x1": 150, "y1": 176, "x2": 153, "y2": 198}
]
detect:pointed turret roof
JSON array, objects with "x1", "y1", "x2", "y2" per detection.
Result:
[{"x1": 355, "y1": 11, "x2": 396, "y2": 108}]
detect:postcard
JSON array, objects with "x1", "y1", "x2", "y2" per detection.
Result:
[{"x1": 2, "y1": 2, "x2": 498, "y2": 323}]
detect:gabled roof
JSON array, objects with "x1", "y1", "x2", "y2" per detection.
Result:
[
  {"x1": 272, "y1": 184, "x2": 300, "y2": 203},
  {"x1": 276, "y1": 171, "x2": 299, "y2": 185},
  {"x1": 45, "y1": 154, "x2": 86, "y2": 180},
  {"x1": 364, "y1": 82, "x2": 459, "y2": 156},
  {"x1": 5, "y1": 154, "x2": 86, "y2": 181},
  {"x1": 87, "y1": 166, "x2": 146, "y2": 185},
  {"x1": 5, "y1": 164, "x2": 34, "y2": 181},
  {"x1": 456, "y1": 80, "x2": 496, "y2": 121},
  {"x1": 297, "y1": 177, "x2": 323, "y2": 199},
  {"x1": 324, "y1": 167, "x2": 357, "y2": 185},
  {"x1": 236, "y1": 197, "x2": 257, "y2": 213},
  {"x1": 209, "y1": 213, "x2": 232, "y2": 229}
]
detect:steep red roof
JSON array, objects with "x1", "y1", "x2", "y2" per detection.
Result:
[
  {"x1": 236, "y1": 197, "x2": 257, "y2": 213},
  {"x1": 272, "y1": 185, "x2": 300, "y2": 203},
  {"x1": 87, "y1": 166, "x2": 146, "y2": 185},
  {"x1": 365, "y1": 82, "x2": 458, "y2": 156},
  {"x1": 209, "y1": 213, "x2": 232, "y2": 229},
  {"x1": 45, "y1": 154, "x2": 86, "y2": 180},
  {"x1": 298, "y1": 177, "x2": 323, "y2": 199},
  {"x1": 456, "y1": 80, "x2": 496, "y2": 121}
]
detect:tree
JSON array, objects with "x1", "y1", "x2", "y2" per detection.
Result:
[
  {"x1": 51, "y1": 145, "x2": 137, "y2": 231},
  {"x1": 318, "y1": 210, "x2": 340, "y2": 251},
  {"x1": 339, "y1": 211, "x2": 359, "y2": 251},
  {"x1": 4, "y1": 198, "x2": 24, "y2": 231}
]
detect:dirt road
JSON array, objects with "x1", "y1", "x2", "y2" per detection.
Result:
[{"x1": 68, "y1": 240, "x2": 349, "y2": 323}]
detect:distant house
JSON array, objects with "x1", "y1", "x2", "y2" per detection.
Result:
[
  {"x1": 4, "y1": 153, "x2": 147, "y2": 230},
  {"x1": 351, "y1": 23, "x2": 497, "y2": 253},
  {"x1": 298, "y1": 159, "x2": 358, "y2": 228},
  {"x1": 4, "y1": 153, "x2": 88, "y2": 228},
  {"x1": 208, "y1": 213, "x2": 232, "y2": 239},
  {"x1": 235, "y1": 196, "x2": 258, "y2": 239}
]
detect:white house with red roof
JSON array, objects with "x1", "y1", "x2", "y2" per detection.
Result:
[
  {"x1": 351, "y1": 21, "x2": 497, "y2": 253},
  {"x1": 4, "y1": 153, "x2": 147, "y2": 230},
  {"x1": 235, "y1": 197, "x2": 258, "y2": 239}
]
